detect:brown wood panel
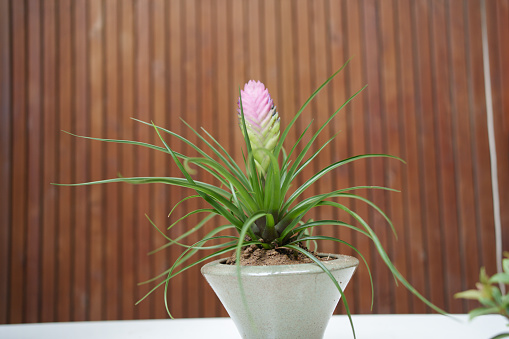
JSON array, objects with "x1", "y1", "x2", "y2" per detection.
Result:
[
  {"x1": 327, "y1": 0, "x2": 356, "y2": 314},
  {"x1": 41, "y1": 0, "x2": 59, "y2": 322},
  {"x1": 26, "y1": 0, "x2": 43, "y2": 323},
  {"x1": 429, "y1": 0, "x2": 464, "y2": 313},
  {"x1": 182, "y1": 0, "x2": 200, "y2": 319},
  {"x1": 88, "y1": 0, "x2": 105, "y2": 321},
  {"x1": 9, "y1": 0, "x2": 28, "y2": 324},
  {"x1": 414, "y1": 0, "x2": 445, "y2": 311},
  {"x1": 150, "y1": 0, "x2": 168, "y2": 320},
  {"x1": 104, "y1": 0, "x2": 120, "y2": 320},
  {"x1": 378, "y1": 0, "x2": 410, "y2": 314},
  {"x1": 119, "y1": 0, "x2": 136, "y2": 321},
  {"x1": 0, "y1": 0, "x2": 12, "y2": 325},
  {"x1": 1, "y1": 0, "x2": 507, "y2": 322},
  {"x1": 344, "y1": 0, "x2": 373, "y2": 314},
  {"x1": 134, "y1": 0, "x2": 151, "y2": 320},
  {"x1": 72, "y1": 0, "x2": 90, "y2": 322},
  {"x1": 448, "y1": 0, "x2": 482, "y2": 312},
  {"x1": 213, "y1": 0, "x2": 231, "y2": 318},
  {"x1": 395, "y1": 0, "x2": 427, "y2": 314},
  {"x1": 166, "y1": 0, "x2": 184, "y2": 318},
  {"x1": 364, "y1": 0, "x2": 394, "y2": 314},
  {"x1": 57, "y1": 0, "x2": 73, "y2": 321}
]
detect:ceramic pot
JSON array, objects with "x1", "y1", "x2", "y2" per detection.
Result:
[{"x1": 201, "y1": 253, "x2": 359, "y2": 339}]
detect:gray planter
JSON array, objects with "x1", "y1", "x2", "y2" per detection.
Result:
[{"x1": 201, "y1": 253, "x2": 359, "y2": 339}]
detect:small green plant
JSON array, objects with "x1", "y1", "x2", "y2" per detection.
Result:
[
  {"x1": 455, "y1": 253, "x2": 509, "y2": 339},
  {"x1": 57, "y1": 60, "x2": 444, "y2": 338}
]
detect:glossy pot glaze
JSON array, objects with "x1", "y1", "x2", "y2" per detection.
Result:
[{"x1": 201, "y1": 253, "x2": 359, "y2": 339}]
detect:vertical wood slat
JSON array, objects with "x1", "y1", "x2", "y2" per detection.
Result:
[
  {"x1": 363, "y1": 0, "x2": 393, "y2": 314},
  {"x1": 429, "y1": 0, "x2": 463, "y2": 313},
  {"x1": 26, "y1": 0, "x2": 43, "y2": 324},
  {"x1": 326, "y1": 0, "x2": 357, "y2": 314},
  {"x1": 395, "y1": 0, "x2": 425, "y2": 314},
  {"x1": 88, "y1": 0, "x2": 105, "y2": 322},
  {"x1": 166, "y1": 0, "x2": 184, "y2": 318},
  {"x1": 119, "y1": 0, "x2": 135, "y2": 321},
  {"x1": 182, "y1": 0, "x2": 200, "y2": 319},
  {"x1": 134, "y1": 0, "x2": 151, "y2": 320},
  {"x1": 413, "y1": 0, "x2": 444, "y2": 311},
  {"x1": 378, "y1": 0, "x2": 410, "y2": 314},
  {"x1": 73, "y1": 0, "x2": 90, "y2": 322},
  {"x1": 0, "y1": 0, "x2": 11, "y2": 325},
  {"x1": 197, "y1": 0, "x2": 215, "y2": 318},
  {"x1": 448, "y1": 0, "x2": 482, "y2": 312},
  {"x1": 9, "y1": 0, "x2": 27, "y2": 324},
  {"x1": 57, "y1": 0, "x2": 72, "y2": 322},
  {"x1": 119, "y1": 1, "x2": 138, "y2": 319},
  {"x1": 104, "y1": 0, "x2": 120, "y2": 321},
  {"x1": 344, "y1": 0, "x2": 372, "y2": 314},
  {"x1": 1, "y1": 0, "x2": 507, "y2": 322},
  {"x1": 213, "y1": 0, "x2": 230, "y2": 318},
  {"x1": 151, "y1": 0, "x2": 167, "y2": 320},
  {"x1": 41, "y1": 0, "x2": 58, "y2": 323}
]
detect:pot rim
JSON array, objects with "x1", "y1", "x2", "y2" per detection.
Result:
[{"x1": 201, "y1": 253, "x2": 359, "y2": 277}]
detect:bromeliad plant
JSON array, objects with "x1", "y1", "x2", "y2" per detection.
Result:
[{"x1": 58, "y1": 60, "x2": 445, "y2": 337}]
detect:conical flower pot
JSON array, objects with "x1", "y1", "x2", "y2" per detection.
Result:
[{"x1": 201, "y1": 253, "x2": 359, "y2": 339}]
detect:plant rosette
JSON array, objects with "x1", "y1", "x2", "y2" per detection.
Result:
[
  {"x1": 455, "y1": 253, "x2": 509, "y2": 339},
  {"x1": 56, "y1": 60, "x2": 446, "y2": 339}
]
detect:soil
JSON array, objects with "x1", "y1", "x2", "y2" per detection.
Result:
[{"x1": 225, "y1": 244, "x2": 333, "y2": 266}]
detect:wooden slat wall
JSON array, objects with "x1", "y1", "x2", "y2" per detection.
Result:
[{"x1": 1, "y1": 0, "x2": 507, "y2": 323}]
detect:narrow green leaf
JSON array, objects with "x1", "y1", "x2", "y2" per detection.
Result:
[
  {"x1": 454, "y1": 289, "x2": 484, "y2": 301},
  {"x1": 490, "y1": 273, "x2": 509, "y2": 285},
  {"x1": 334, "y1": 203, "x2": 448, "y2": 315},
  {"x1": 283, "y1": 154, "x2": 404, "y2": 211},
  {"x1": 284, "y1": 244, "x2": 356, "y2": 339},
  {"x1": 283, "y1": 85, "x2": 367, "y2": 195},
  {"x1": 291, "y1": 235, "x2": 375, "y2": 310},
  {"x1": 274, "y1": 58, "x2": 352, "y2": 158}
]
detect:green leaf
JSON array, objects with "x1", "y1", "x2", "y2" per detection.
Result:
[
  {"x1": 284, "y1": 244, "x2": 356, "y2": 339},
  {"x1": 454, "y1": 289, "x2": 483, "y2": 301},
  {"x1": 283, "y1": 154, "x2": 404, "y2": 211},
  {"x1": 282, "y1": 85, "x2": 367, "y2": 195},
  {"x1": 504, "y1": 258, "x2": 509, "y2": 273},
  {"x1": 186, "y1": 157, "x2": 257, "y2": 213},
  {"x1": 333, "y1": 202, "x2": 448, "y2": 315},
  {"x1": 492, "y1": 286, "x2": 503, "y2": 305},
  {"x1": 293, "y1": 235, "x2": 375, "y2": 310},
  {"x1": 274, "y1": 58, "x2": 352, "y2": 158},
  {"x1": 490, "y1": 273, "x2": 509, "y2": 285},
  {"x1": 287, "y1": 220, "x2": 372, "y2": 241},
  {"x1": 167, "y1": 208, "x2": 217, "y2": 231},
  {"x1": 280, "y1": 119, "x2": 314, "y2": 173},
  {"x1": 201, "y1": 126, "x2": 247, "y2": 185},
  {"x1": 468, "y1": 306, "x2": 500, "y2": 320},
  {"x1": 181, "y1": 119, "x2": 250, "y2": 188},
  {"x1": 324, "y1": 193, "x2": 398, "y2": 239},
  {"x1": 490, "y1": 333, "x2": 509, "y2": 339},
  {"x1": 55, "y1": 176, "x2": 243, "y2": 227},
  {"x1": 150, "y1": 121, "x2": 246, "y2": 227}
]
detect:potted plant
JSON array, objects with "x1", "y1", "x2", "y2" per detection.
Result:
[
  {"x1": 455, "y1": 253, "x2": 509, "y2": 339},
  {"x1": 58, "y1": 60, "x2": 444, "y2": 338}
]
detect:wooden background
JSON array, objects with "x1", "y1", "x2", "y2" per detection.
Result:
[{"x1": 1, "y1": 0, "x2": 508, "y2": 324}]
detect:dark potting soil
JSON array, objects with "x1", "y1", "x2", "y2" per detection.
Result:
[{"x1": 225, "y1": 244, "x2": 333, "y2": 266}]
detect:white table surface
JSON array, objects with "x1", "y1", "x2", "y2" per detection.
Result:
[{"x1": 0, "y1": 314, "x2": 506, "y2": 339}]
